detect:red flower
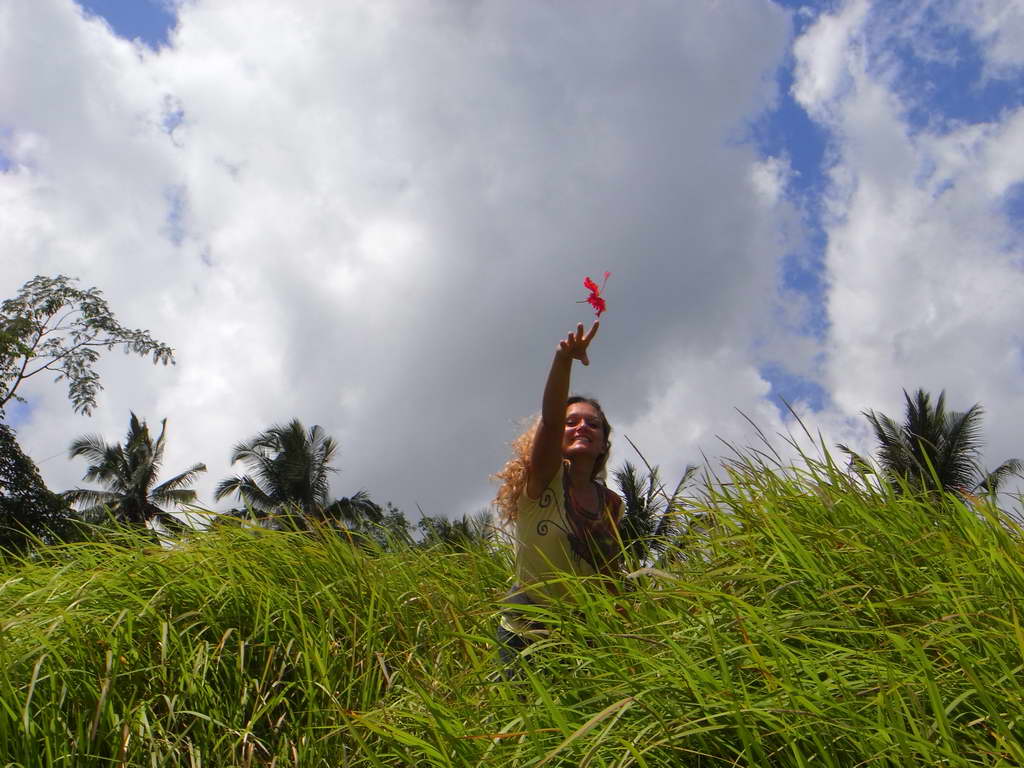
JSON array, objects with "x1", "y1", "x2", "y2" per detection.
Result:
[{"x1": 579, "y1": 271, "x2": 610, "y2": 317}]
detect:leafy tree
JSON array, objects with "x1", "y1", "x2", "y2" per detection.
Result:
[
  {"x1": 338, "y1": 502, "x2": 411, "y2": 551},
  {"x1": 329, "y1": 490, "x2": 384, "y2": 530},
  {"x1": 0, "y1": 275, "x2": 174, "y2": 417},
  {"x1": 215, "y1": 419, "x2": 379, "y2": 530},
  {"x1": 839, "y1": 389, "x2": 1022, "y2": 496},
  {"x1": 0, "y1": 423, "x2": 71, "y2": 551},
  {"x1": 65, "y1": 413, "x2": 206, "y2": 532},
  {"x1": 417, "y1": 511, "x2": 493, "y2": 551},
  {"x1": 614, "y1": 461, "x2": 697, "y2": 565},
  {"x1": 214, "y1": 498, "x2": 398, "y2": 549},
  {"x1": 371, "y1": 503, "x2": 413, "y2": 549}
]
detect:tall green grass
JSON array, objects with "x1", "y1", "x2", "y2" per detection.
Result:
[{"x1": 2, "y1": 451, "x2": 1023, "y2": 766}]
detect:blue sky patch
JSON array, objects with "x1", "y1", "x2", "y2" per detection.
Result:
[
  {"x1": 161, "y1": 95, "x2": 185, "y2": 135},
  {"x1": 164, "y1": 185, "x2": 188, "y2": 246},
  {"x1": 3, "y1": 400, "x2": 35, "y2": 429},
  {"x1": 1004, "y1": 181, "x2": 1024, "y2": 258},
  {"x1": 1005, "y1": 182, "x2": 1024, "y2": 233},
  {"x1": 749, "y1": 11, "x2": 832, "y2": 343},
  {"x1": 770, "y1": 0, "x2": 828, "y2": 36},
  {"x1": 78, "y1": 0, "x2": 177, "y2": 49},
  {"x1": 760, "y1": 363, "x2": 829, "y2": 416},
  {"x1": 0, "y1": 125, "x2": 11, "y2": 172},
  {"x1": 871, "y1": 9, "x2": 1024, "y2": 135},
  {"x1": 778, "y1": 232, "x2": 830, "y2": 339}
]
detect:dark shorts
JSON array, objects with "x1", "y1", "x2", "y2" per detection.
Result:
[
  {"x1": 496, "y1": 621, "x2": 532, "y2": 666},
  {"x1": 496, "y1": 587, "x2": 543, "y2": 670}
]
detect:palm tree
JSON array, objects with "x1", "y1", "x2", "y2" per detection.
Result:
[
  {"x1": 614, "y1": 461, "x2": 697, "y2": 565},
  {"x1": 65, "y1": 413, "x2": 206, "y2": 532},
  {"x1": 839, "y1": 389, "x2": 1022, "y2": 496},
  {"x1": 328, "y1": 490, "x2": 384, "y2": 530},
  {"x1": 215, "y1": 419, "x2": 379, "y2": 530}
]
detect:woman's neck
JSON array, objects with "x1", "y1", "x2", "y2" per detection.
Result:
[{"x1": 566, "y1": 459, "x2": 596, "y2": 490}]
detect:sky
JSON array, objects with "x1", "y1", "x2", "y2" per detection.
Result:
[{"x1": 2, "y1": 0, "x2": 1023, "y2": 522}]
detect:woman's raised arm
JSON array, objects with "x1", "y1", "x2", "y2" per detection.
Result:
[{"x1": 526, "y1": 322, "x2": 599, "y2": 498}]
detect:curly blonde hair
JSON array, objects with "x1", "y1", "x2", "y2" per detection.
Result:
[{"x1": 492, "y1": 397, "x2": 612, "y2": 524}]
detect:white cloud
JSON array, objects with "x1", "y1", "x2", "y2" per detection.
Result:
[
  {"x1": 3, "y1": 0, "x2": 797, "y2": 519},
  {"x1": 792, "y1": 0, "x2": 1024, "y2": 475},
  {"x1": 750, "y1": 155, "x2": 792, "y2": 206},
  {"x1": 946, "y1": 0, "x2": 1024, "y2": 76},
  {"x1": 8, "y1": 0, "x2": 1019, "y2": 521},
  {"x1": 791, "y1": 0, "x2": 870, "y2": 121},
  {"x1": 615, "y1": 346, "x2": 784, "y2": 482}
]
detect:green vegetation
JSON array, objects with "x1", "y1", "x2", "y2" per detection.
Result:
[
  {"x1": 3, "y1": 447, "x2": 1023, "y2": 767},
  {"x1": 215, "y1": 419, "x2": 383, "y2": 532},
  {"x1": 2, "y1": 274, "x2": 1021, "y2": 763},
  {"x1": 65, "y1": 412, "x2": 207, "y2": 533},
  {"x1": 839, "y1": 388, "x2": 1022, "y2": 496},
  {"x1": 0, "y1": 275, "x2": 174, "y2": 418},
  {"x1": 0, "y1": 423, "x2": 71, "y2": 550},
  {"x1": 614, "y1": 459, "x2": 698, "y2": 566}
]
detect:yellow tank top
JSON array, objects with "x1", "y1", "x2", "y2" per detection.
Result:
[{"x1": 511, "y1": 464, "x2": 623, "y2": 605}]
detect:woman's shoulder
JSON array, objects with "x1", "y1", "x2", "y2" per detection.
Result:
[{"x1": 520, "y1": 462, "x2": 565, "y2": 506}]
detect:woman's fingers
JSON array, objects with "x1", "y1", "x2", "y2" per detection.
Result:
[
  {"x1": 579, "y1": 322, "x2": 592, "y2": 365},
  {"x1": 560, "y1": 321, "x2": 598, "y2": 363}
]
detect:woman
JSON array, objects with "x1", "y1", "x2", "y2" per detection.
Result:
[{"x1": 493, "y1": 321, "x2": 624, "y2": 663}]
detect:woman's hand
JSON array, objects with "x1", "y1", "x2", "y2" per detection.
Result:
[{"x1": 558, "y1": 321, "x2": 599, "y2": 366}]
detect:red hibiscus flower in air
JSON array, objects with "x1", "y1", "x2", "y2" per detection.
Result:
[{"x1": 579, "y1": 271, "x2": 611, "y2": 317}]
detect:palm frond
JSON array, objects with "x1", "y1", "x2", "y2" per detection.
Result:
[
  {"x1": 74, "y1": 504, "x2": 122, "y2": 524},
  {"x1": 976, "y1": 458, "x2": 1024, "y2": 495},
  {"x1": 214, "y1": 474, "x2": 278, "y2": 512},
  {"x1": 151, "y1": 509, "x2": 188, "y2": 534},
  {"x1": 64, "y1": 488, "x2": 120, "y2": 509},
  {"x1": 78, "y1": 442, "x2": 128, "y2": 490},
  {"x1": 936, "y1": 404, "x2": 984, "y2": 491},
  {"x1": 150, "y1": 488, "x2": 199, "y2": 508},
  {"x1": 670, "y1": 464, "x2": 700, "y2": 498},
  {"x1": 149, "y1": 416, "x2": 168, "y2": 474},
  {"x1": 836, "y1": 444, "x2": 874, "y2": 476},
  {"x1": 151, "y1": 463, "x2": 207, "y2": 496},
  {"x1": 328, "y1": 490, "x2": 382, "y2": 527},
  {"x1": 68, "y1": 434, "x2": 112, "y2": 464},
  {"x1": 865, "y1": 409, "x2": 916, "y2": 481}
]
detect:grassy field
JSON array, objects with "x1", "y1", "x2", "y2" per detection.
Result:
[{"x1": 2, "y1": 452, "x2": 1023, "y2": 767}]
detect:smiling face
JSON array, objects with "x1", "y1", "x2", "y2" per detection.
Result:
[{"x1": 562, "y1": 401, "x2": 608, "y2": 464}]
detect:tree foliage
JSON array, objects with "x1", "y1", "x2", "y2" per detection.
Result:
[
  {"x1": 614, "y1": 461, "x2": 697, "y2": 565},
  {"x1": 65, "y1": 413, "x2": 206, "y2": 532},
  {"x1": 0, "y1": 275, "x2": 174, "y2": 417},
  {"x1": 329, "y1": 490, "x2": 385, "y2": 531},
  {"x1": 215, "y1": 419, "x2": 381, "y2": 531},
  {"x1": 0, "y1": 423, "x2": 71, "y2": 551},
  {"x1": 341, "y1": 502, "x2": 411, "y2": 550},
  {"x1": 416, "y1": 511, "x2": 493, "y2": 551},
  {"x1": 368, "y1": 503, "x2": 413, "y2": 549},
  {"x1": 839, "y1": 388, "x2": 1022, "y2": 496}
]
